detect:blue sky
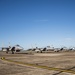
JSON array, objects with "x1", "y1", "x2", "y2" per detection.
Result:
[{"x1": 0, "y1": 0, "x2": 75, "y2": 49}]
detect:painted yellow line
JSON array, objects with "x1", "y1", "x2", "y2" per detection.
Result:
[{"x1": 1, "y1": 57, "x2": 75, "y2": 74}]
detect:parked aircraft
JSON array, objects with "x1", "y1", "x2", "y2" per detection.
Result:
[{"x1": 2, "y1": 44, "x2": 24, "y2": 54}]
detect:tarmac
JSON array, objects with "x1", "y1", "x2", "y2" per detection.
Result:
[{"x1": 0, "y1": 51, "x2": 75, "y2": 75}]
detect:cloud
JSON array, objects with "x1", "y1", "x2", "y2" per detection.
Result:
[
  {"x1": 64, "y1": 38, "x2": 73, "y2": 41},
  {"x1": 34, "y1": 20, "x2": 48, "y2": 22},
  {"x1": 63, "y1": 38, "x2": 75, "y2": 42}
]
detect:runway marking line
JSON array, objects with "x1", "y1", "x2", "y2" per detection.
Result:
[{"x1": 1, "y1": 57, "x2": 75, "y2": 74}]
